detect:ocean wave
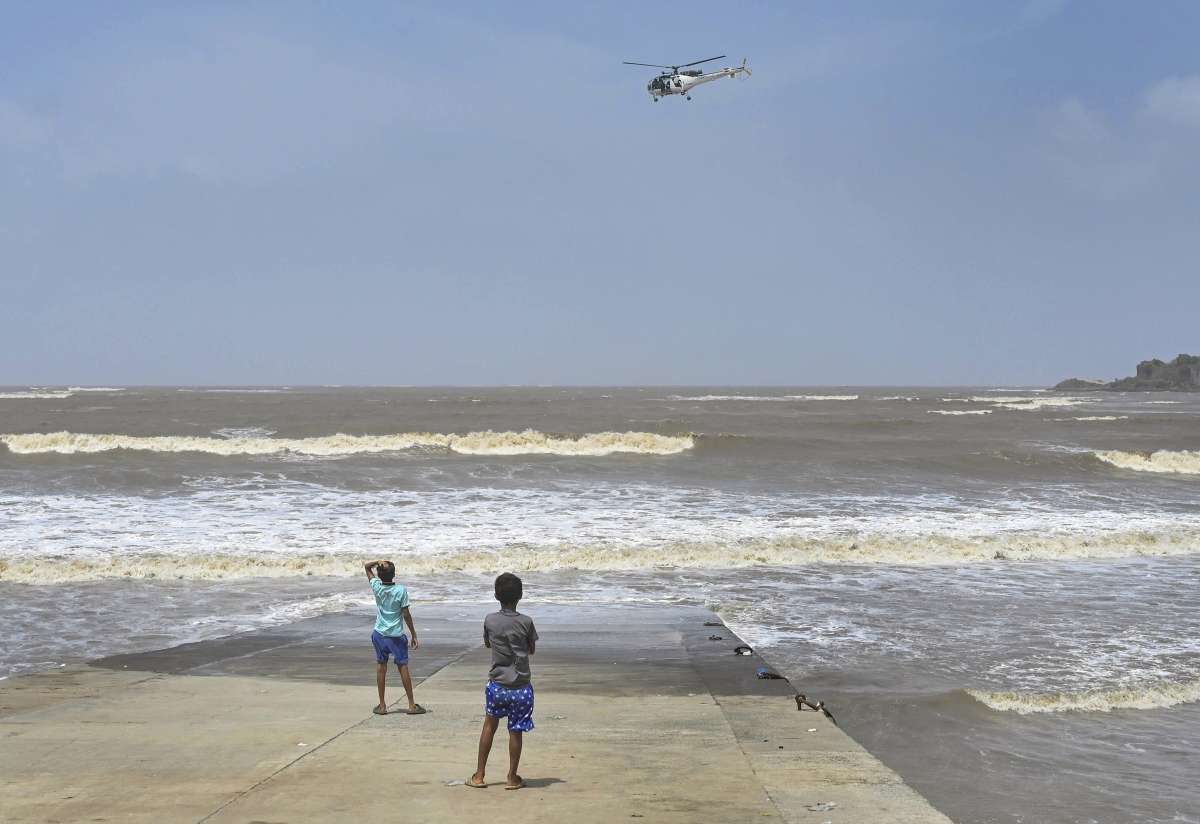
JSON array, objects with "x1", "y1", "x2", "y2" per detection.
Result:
[
  {"x1": 986, "y1": 397, "x2": 1095, "y2": 411},
  {"x1": 4, "y1": 528, "x2": 1197, "y2": 583},
  {"x1": 1092, "y1": 449, "x2": 1200, "y2": 475},
  {"x1": 967, "y1": 678, "x2": 1200, "y2": 713},
  {"x1": 938, "y1": 396, "x2": 1095, "y2": 411},
  {"x1": 0, "y1": 430, "x2": 695, "y2": 457},
  {"x1": 0, "y1": 391, "x2": 73, "y2": 399},
  {"x1": 177, "y1": 388, "x2": 291, "y2": 394},
  {"x1": 928, "y1": 410, "x2": 991, "y2": 416},
  {"x1": 878, "y1": 396, "x2": 920, "y2": 401},
  {"x1": 212, "y1": 427, "x2": 278, "y2": 439},
  {"x1": 66, "y1": 387, "x2": 125, "y2": 392},
  {"x1": 667, "y1": 394, "x2": 858, "y2": 402},
  {"x1": 1051, "y1": 416, "x2": 1130, "y2": 422}
]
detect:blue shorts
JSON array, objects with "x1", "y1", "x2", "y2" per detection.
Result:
[
  {"x1": 485, "y1": 681, "x2": 535, "y2": 732},
  {"x1": 371, "y1": 630, "x2": 409, "y2": 665}
]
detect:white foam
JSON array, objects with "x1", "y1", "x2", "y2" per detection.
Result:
[
  {"x1": 1051, "y1": 416, "x2": 1130, "y2": 422},
  {"x1": 967, "y1": 678, "x2": 1200, "y2": 713},
  {"x1": 0, "y1": 391, "x2": 73, "y2": 399},
  {"x1": 878, "y1": 396, "x2": 920, "y2": 401},
  {"x1": 986, "y1": 396, "x2": 1096, "y2": 411},
  {"x1": 939, "y1": 396, "x2": 1096, "y2": 411},
  {"x1": 66, "y1": 387, "x2": 125, "y2": 392},
  {"x1": 0, "y1": 430, "x2": 695, "y2": 457},
  {"x1": 177, "y1": 388, "x2": 291, "y2": 394},
  {"x1": 667, "y1": 395, "x2": 858, "y2": 402},
  {"x1": 211, "y1": 427, "x2": 278, "y2": 439},
  {"x1": 1093, "y1": 449, "x2": 1200, "y2": 475},
  {"x1": 928, "y1": 410, "x2": 991, "y2": 416}
]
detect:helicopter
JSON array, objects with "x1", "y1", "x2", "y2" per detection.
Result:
[{"x1": 623, "y1": 55, "x2": 751, "y2": 101}]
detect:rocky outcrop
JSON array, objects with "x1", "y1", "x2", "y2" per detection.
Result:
[{"x1": 1055, "y1": 354, "x2": 1200, "y2": 392}]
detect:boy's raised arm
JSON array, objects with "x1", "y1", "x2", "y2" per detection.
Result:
[{"x1": 364, "y1": 560, "x2": 378, "y2": 580}]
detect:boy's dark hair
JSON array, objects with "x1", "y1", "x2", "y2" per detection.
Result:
[
  {"x1": 494, "y1": 572, "x2": 523, "y2": 606},
  {"x1": 378, "y1": 561, "x2": 396, "y2": 583}
]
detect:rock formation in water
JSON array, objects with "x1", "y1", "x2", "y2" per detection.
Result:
[{"x1": 1055, "y1": 354, "x2": 1200, "y2": 391}]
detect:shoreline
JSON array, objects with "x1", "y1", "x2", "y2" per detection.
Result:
[{"x1": 0, "y1": 603, "x2": 952, "y2": 822}]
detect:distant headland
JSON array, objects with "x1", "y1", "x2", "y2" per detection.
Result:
[{"x1": 1056, "y1": 354, "x2": 1200, "y2": 391}]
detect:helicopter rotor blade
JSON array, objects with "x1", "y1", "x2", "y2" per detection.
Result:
[
  {"x1": 623, "y1": 61, "x2": 673, "y2": 68},
  {"x1": 679, "y1": 54, "x2": 726, "y2": 68}
]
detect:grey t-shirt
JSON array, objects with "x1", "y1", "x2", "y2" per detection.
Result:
[{"x1": 484, "y1": 609, "x2": 538, "y2": 688}]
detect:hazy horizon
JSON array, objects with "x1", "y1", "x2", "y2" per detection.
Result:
[
  {"x1": 0, "y1": 380, "x2": 1141, "y2": 389},
  {"x1": 2, "y1": 2, "x2": 1197, "y2": 386}
]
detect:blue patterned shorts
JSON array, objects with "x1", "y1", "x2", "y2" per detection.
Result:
[{"x1": 485, "y1": 681, "x2": 535, "y2": 732}]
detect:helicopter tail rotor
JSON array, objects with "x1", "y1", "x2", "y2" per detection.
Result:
[{"x1": 739, "y1": 58, "x2": 752, "y2": 78}]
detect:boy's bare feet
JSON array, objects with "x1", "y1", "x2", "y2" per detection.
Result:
[
  {"x1": 505, "y1": 774, "x2": 525, "y2": 790},
  {"x1": 466, "y1": 774, "x2": 487, "y2": 788},
  {"x1": 372, "y1": 704, "x2": 388, "y2": 715}
]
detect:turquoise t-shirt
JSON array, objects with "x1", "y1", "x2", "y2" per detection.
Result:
[{"x1": 370, "y1": 578, "x2": 410, "y2": 637}]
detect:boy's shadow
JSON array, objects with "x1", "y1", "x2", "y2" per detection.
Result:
[{"x1": 523, "y1": 777, "x2": 566, "y2": 789}]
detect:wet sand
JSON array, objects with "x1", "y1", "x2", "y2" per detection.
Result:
[{"x1": 0, "y1": 604, "x2": 951, "y2": 822}]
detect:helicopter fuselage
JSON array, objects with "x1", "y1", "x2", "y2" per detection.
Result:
[{"x1": 646, "y1": 62, "x2": 749, "y2": 99}]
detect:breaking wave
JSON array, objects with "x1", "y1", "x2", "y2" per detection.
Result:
[
  {"x1": 1052, "y1": 416, "x2": 1129, "y2": 422},
  {"x1": 1092, "y1": 449, "x2": 1200, "y2": 475},
  {"x1": 0, "y1": 391, "x2": 73, "y2": 399},
  {"x1": 928, "y1": 409, "x2": 991, "y2": 416},
  {"x1": 668, "y1": 394, "x2": 858, "y2": 402},
  {"x1": 4, "y1": 528, "x2": 1198, "y2": 584},
  {"x1": 938, "y1": 396, "x2": 1097, "y2": 411},
  {"x1": 991, "y1": 397, "x2": 1095, "y2": 411},
  {"x1": 967, "y1": 678, "x2": 1200, "y2": 713},
  {"x1": 177, "y1": 388, "x2": 291, "y2": 393},
  {"x1": 0, "y1": 430, "x2": 695, "y2": 457}
]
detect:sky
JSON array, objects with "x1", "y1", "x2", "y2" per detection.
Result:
[{"x1": 1, "y1": 1, "x2": 1198, "y2": 386}]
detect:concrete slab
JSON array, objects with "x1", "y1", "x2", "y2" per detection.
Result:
[{"x1": 0, "y1": 604, "x2": 953, "y2": 823}]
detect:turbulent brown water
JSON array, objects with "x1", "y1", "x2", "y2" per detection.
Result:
[{"x1": 1, "y1": 386, "x2": 1198, "y2": 823}]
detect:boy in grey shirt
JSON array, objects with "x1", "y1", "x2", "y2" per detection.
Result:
[{"x1": 466, "y1": 573, "x2": 538, "y2": 790}]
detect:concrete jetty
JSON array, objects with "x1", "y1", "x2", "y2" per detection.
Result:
[{"x1": 0, "y1": 604, "x2": 952, "y2": 822}]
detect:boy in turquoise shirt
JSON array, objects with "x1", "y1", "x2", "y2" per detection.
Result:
[{"x1": 365, "y1": 560, "x2": 426, "y2": 715}]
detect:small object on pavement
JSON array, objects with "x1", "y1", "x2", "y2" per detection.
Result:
[
  {"x1": 795, "y1": 693, "x2": 838, "y2": 724},
  {"x1": 756, "y1": 666, "x2": 783, "y2": 680},
  {"x1": 733, "y1": 644, "x2": 754, "y2": 656},
  {"x1": 806, "y1": 801, "x2": 837, "y2": 812},
  {"x1": 703, "y1": 621, "x2": 723, "y2": 627},
  {"x1": 708, "y1": 634, "x2": 724, "y2": 641}
]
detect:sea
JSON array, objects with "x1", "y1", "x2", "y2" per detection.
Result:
[{"x1": 1, "y1": 386, "x2": 1197, "y2": 823}]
